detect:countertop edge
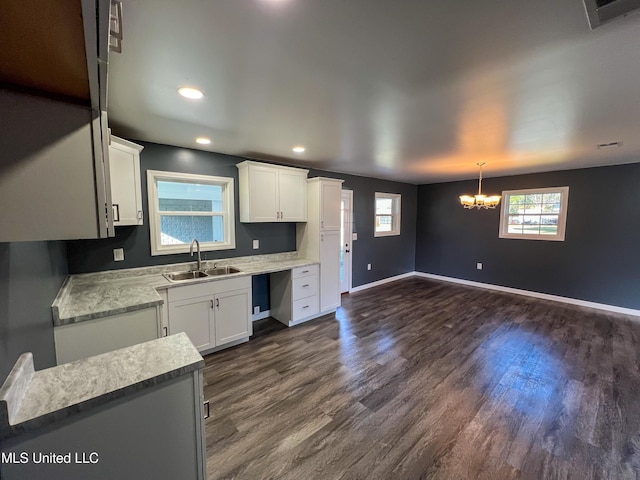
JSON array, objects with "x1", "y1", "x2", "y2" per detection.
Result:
[
  {"x1": 54, "y1": 256, "x2": 320, "y2": 325},
  {"x1": 53, "y1": 297, "x2": 164, "y2": 327},
  {"x1": 0, "y1": 334, "x2": 204, "y2": 440}
]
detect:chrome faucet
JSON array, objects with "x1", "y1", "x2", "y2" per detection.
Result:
[{"x1": 189, "y1": 239, "x2": 202, "y2": 272}]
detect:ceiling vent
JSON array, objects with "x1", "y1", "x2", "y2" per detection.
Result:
[{"x1": 583, "y1": 0, "x2": 640, "y2": 28}]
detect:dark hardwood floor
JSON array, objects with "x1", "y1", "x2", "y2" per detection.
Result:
[{"x1": 202, "y1": 277, "x2": 640, "y2": 479}]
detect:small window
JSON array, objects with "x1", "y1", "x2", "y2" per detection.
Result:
[
  {"x1": 375, "y1": 192, "x2": 401, "y2": 237},
  {"x1": 499, "y1": 186, "x2": 569, "y2": 241},
  {"x1": 147, "y1": 170, "x2": 235, "y2": 255}
]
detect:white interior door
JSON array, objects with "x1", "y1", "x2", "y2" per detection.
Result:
[{"x1": 340, "y1": 190, "x2": 353, "y2": 293}]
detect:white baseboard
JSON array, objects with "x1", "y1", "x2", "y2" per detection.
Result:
[
  {"x1": 414, "y1": 272, "x2": 640, "y2": 318},
  {"x1": 349, "y1": 272, "x2": 416, "y2": 293},
  {"x1": 252, "y1": 310, "x2": 271, "y2": 322}
]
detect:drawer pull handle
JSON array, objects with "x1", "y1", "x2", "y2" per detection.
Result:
[
  {"x1": 163, "y1": 326, "x2": 168, "y2": 337},
  {"x1": 303, "y1": 305, "x2": 309, "y2": 309},
  {"x1": 302, "y1": 284, "x2": 309, "y2": 288},
  {"x1": 302, "y1": 270, "x2": 309, "y2": 273},
  {"x1": 204, "y1": 400, "x2": 210, "y2": 419}
]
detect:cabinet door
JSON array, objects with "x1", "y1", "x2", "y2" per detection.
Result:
[
  {"x1": 319, "y1": 230, "x2": 341, "y2": 311},
  {"x1": 109, "y1": 141, "x2": 143, "y2": 225},
  {"x1": 168, "y1": 296, "x2": 215, "y2": 351},
  {"x1": 248, "y1": 165, "x2": 279, "y2": 222},
  {"x1": 320, "y1": 181, "x2": 342, "y2": 230},
  {"x1": 278, "y1": 169, "x2": 308, "y2": 222},
  {"x1": 214, "y1": 288, "x2": 251, "y2": 345}
]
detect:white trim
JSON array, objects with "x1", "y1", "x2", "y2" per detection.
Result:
[
  {"x1": 414, "y1": 272, "x2": 640, "y2": 318},
  {"x1": 341, "y1": 189, "x2": 354, "y2": 294},
  {"x1": 374, "y1": 192, "x2": 401, "y2": 237},
  {"x1": 147, "y1": 170, "x2": 236, "y2": 256},
  {"x1": 499, "y1": 186, "x2": 569, "y2": 241},
  {"x1": 350, "y1": 272, "x2": 416, "y2": 293},
  {"x1": 252, "y1": 310, "x2": 271, "y2": 322},
  {"x1": 349, "y1": 271, "x2": 640, "y2": 317}
]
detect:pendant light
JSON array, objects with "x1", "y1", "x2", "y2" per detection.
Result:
[{"x1": 459, "y1": 162, "x2": 501, "y2": 209}]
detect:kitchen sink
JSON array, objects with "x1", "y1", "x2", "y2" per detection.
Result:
[
  {"x1": 163, "y1": 271, "x2": 209, "y2": 282},
  {"x1": 205, "y1": 266, "x2": 242, "y2": 276}
]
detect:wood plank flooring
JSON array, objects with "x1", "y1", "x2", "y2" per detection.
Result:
[{"x1": 202, "y1": 277, "x2": 640, "y2": 479}]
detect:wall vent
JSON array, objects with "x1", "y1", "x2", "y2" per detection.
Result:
[{"x1": 584, "y1": 0, "x2": 640, "y2": 28}]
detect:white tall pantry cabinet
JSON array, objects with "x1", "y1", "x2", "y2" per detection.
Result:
[{"x1": 297, "y1": 178, "x2": 344, "y2": 314}]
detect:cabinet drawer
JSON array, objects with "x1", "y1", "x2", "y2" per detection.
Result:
[
  {"x1": 292, "y1": 274, "x2": 319, "y2": 300},
  {"x1": 293, "y1": 295, "x2": 319, "y2": 321},
  {"x1": 292, "y1": 264, "x2": 319, "y2": 279}
]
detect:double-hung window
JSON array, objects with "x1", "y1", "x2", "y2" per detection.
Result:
[
  {"x1": 499, "y1": 186, "x2": 569, "y2": 241},
  {"x1": 147, "y1": 170, "x2": 236, "y2": 255},
  {"x1": 375, "y1": 192, "x2": 401, "y2": 236}
]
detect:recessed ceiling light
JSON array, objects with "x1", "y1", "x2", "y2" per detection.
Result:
[
  {"x1": 196, "y1": 137, "x2": 211, "y2": 145},
  {"x1": 178, "y1": 87, "x2": 204, "y2": 99},
  {"x1": 292, "y1": 146, "x2": 306, "y2": 153}
]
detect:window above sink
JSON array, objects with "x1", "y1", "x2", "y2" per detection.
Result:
[{"x1": 147, "y1": 170, "x2": 236, "y2": 256}]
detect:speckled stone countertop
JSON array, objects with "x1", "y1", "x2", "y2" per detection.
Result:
[
  {"x1": 0, "y1": 333, "x2": 203, "y2": 439},
  {"x1": 52, "y1": 252, "x2": 319, "y2": 326}
]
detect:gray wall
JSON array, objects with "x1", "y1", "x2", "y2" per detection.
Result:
[
  {"x1": 66, "y1": 142, "x2": 296, "y2": 274},
  {"x1": 0, "y1": 242, "x2": 68, "y2": 381},
  {"x1": 415, "y1": 162, "x2": 640, "y2": 310},
  {"x1": 67, "y1": 142, "x2": 418, "y2": 312},
  {"x1": 307, "y1": 169, "x2": 417, "y2": 287}
]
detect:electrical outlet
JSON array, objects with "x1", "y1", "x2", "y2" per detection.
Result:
[
  {"x1": 253, "y1": 239, "x2": 259, "y2": 249},
  {"x1": 477, "y1": 262, "x2": 483, "y2": 270},
  {"x1": 367, "y1": 263, "x2": 372, "y2": 270},
  {"x1": 113, "y1": 248, "x2": 124, "y2": 262},
  {"x1": 253, "y1": 306, "x2": 260, "y2": 315},
  {"x1": 352, "y1": 233, "x2": 358, "y2": 241}
]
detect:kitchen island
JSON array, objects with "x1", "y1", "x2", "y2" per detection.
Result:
[{"x1": 0, "y1": 333, "x2": 206, "y2": 480}]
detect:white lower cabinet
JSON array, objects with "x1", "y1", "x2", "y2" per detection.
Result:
[
  {"x1": 215, "y1": 289, "x2": 252, "y2": 344},
  {"x1": 168, "y1": 296, "x2": 216, "y2": 351},
  {"x1": 166, "y1": 277, "x2": 252, "y2": 353},
  {"x1": 54, "y1": 307, "x2": 160, "y2": 365},
  {"x1": 270, "y1": 265, "x2": 320, "y2": 326}
]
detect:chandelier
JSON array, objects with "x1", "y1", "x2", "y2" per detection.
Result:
[{"x1": 459, "y1": 162, "x2": 501, "y2": 209}]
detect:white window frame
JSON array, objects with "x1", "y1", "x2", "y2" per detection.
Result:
[
  {"x1": 374, "y1": 192, "x2": 401, "y2": 237},
  {"x1": 147, "y1": 170, "x2": 236, "y2": 256},
  {"x1": 499, "y1": 186, "x2": 569, "y2": 241}
]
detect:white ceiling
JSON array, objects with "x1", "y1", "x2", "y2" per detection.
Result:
[{"x1": 108, "y1": 0, "x2": 640, "y2": 184}]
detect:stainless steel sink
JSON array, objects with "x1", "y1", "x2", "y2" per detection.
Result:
[
  {"x1": 163, "y1": 271, "x2": 209, "y2": 282},
  {"x1": 204, "y1": 266, "x2": 242, "y2": 276}
]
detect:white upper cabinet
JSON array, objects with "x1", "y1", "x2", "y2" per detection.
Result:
[
  {"x1": 0, "y1": 92, "x2": 112, "y2": 241},
  {"x1": 109, "y1": 136, "x2": 144, "y2": 226},
  {"x1": 320, "y1": 181, "x2": 342, "y2": 230},
  {"x1": 0, "y1": 0, "x2": 114, "y2": 241},
  {"x1": 237, "y1": 161, "x2": 308, "y2": 222},
  {"x1": 278, "y1": 168, "x2": 308, "y2": 221}
]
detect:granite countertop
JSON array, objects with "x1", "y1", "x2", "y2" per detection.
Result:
[
  {"x1": 0, "y1": 333, "x2": 203, "y2": 439},
  {"x1": 52, "y1": 252, "x2": 319, "y2": 326}
]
